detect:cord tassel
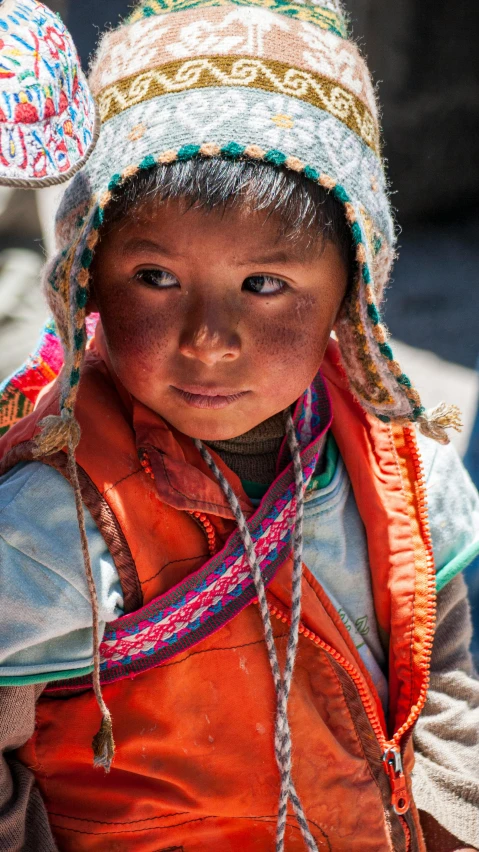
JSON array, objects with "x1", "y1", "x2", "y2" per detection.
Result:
[
  {"x1": 92, "y1": 713, "x2": 115, "y2": 773},
  {"x1": 418, "y1": 402, "x2": 463, "y2": 445},
  {"x1": 63, "y1": 434, "x2": 115, "y2": 774},
  {"x1": 33, "y1": 410, "x2": 81, "y2": 457}
]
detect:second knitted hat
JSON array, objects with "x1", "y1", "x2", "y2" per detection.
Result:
[{"x1": 0, "y1": 0, "x2": 98, "y2": 186}]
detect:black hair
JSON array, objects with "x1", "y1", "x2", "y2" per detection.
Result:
[{"x1": 102, "y1": 156, "x2": 354, "y2": 267}]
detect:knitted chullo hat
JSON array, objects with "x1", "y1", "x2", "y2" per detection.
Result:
[
  {"x1": 39, "y1": 0, "x2": 461, "y2": 454},
  {"x1": 0, "y1": 0, "x2": 98, "y2": 187}
]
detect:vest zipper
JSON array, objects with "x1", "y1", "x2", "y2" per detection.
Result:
[
  {"x1": 268, "y1": 603, "x2": 411, "y2": 848},
  {"x1": 268, "y1": 603, "x2": 390, "y2": 755},
  {"x1": 273, "y1": 431, "x2": 435, "y2": 830},
  {"x1": 189, "y1": 510, "x2": 217, "y2": 556},
  {"x1": 196, "y1": 510, "x2": 413, "y2": 837},
  {"x1": 398, "y1": 815, "x2": 411, "y2": 851}
]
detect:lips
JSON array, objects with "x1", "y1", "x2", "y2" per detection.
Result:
[{"x1": 171, "y1": 385, "x2": 249, "y2": 410}]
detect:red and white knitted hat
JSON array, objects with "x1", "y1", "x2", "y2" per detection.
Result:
[{"x1": 0, "y1": 0, "x2": 98, "y2": 186}]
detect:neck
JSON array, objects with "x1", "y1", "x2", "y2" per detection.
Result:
[{"x1": 205, "y1": 410, "x2": 286, "y2": 485}]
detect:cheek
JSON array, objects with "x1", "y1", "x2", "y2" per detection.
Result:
[
  {"x1": 99, "y1": 293, "x2": 173, "y2": 376},
  {"x1": 250, "y1": 295, "x2": 331, "y2": 379}
]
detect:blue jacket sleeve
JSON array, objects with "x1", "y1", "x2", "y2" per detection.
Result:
[{"x1": 0, "y1": 462, "x2": 124, "y2": 685}]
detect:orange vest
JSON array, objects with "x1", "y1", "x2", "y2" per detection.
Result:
[{"x1": 0, "y1": 340, "x2": 435, "y2": 852}]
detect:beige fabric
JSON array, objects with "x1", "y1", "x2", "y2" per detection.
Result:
[
  {"x1": 0, "y1": 684, "x2": 57, "y2": 851},
  {"x1": 413, "y1": 573, "x2": 479, "y2": 849}
]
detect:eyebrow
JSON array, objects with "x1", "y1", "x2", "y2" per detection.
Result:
[
  {"x1": 236, "y1": 249, "x2": 307, "y2": 266},
  {"x1": 120, "y1": 238, "x2": 183, "y2": 258},
  {"x1": 120, "y1": 238, "x2": 310, "y2": 266}
]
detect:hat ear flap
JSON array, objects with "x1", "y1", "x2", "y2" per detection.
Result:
[
  {"x1": 333, "y1": 199, "x2": 462, "y2": 443},
  {"x1": 35, "y1": 202, "x2": 102, "y2": 456},
  {"x1": 329, "y1": 191, "x2": 420, "y2": 421}
]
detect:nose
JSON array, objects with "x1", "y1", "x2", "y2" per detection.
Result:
[{"x1": 179, "y1": 300, "x2": 241, "y2": 366}]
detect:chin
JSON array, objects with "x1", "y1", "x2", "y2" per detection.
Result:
[
  {"x1": 171, "y1": 414, "x2": 255, "y2": 443},
  {"x1": 180, "y1": 424, "x2": 248, "y2": 442}
]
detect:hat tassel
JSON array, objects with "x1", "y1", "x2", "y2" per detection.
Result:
[
  {"x1": 417, "y1": 402, "x2": 463, "y2": 445},
  {"x1": 92, "y1": 712, "x2": 115, "y2": 773},
  {"x1": 33, "y1": 411, "x2": 81, "y2": 457}
]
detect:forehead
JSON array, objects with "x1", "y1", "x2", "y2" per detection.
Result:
[{"x1": 102, "y1": 195, "x2": 325, "y2": 261}]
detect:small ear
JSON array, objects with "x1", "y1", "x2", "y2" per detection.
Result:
[
  {"x1": 86, "y1": 279, "x2": 98, "y2": 314},
  {"x1": 333, "y1": 290, "x2": 348, "y2": 327}
]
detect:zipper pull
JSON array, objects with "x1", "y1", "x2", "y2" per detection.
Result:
[{"x1": 383, "y1": 747, "x2": 410, "y2": 815}]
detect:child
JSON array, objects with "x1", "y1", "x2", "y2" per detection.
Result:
[{"x1": 0, "y1": 1, "x2": 478, "y2": 850}]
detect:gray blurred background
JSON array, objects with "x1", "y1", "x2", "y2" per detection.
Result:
[{"x1": 1, "y1": 0, "x2": 478, "y2": 452}]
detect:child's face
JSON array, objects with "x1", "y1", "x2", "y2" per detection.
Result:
[{"x1": 91, "y1": 196, "x2": 348, "y2": 440}]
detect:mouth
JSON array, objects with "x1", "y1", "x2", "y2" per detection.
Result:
[{"x1": 171, "y1": 385, "x2": 250, "y2": 410}]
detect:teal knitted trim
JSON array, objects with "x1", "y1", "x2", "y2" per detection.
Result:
[
  {"x1": 76, "y1": 287, "x2": 88, "y2": 308},
  {"x1": 350, "y1": 221, "x2": 362, "y2": 245},
  {"x1": 74, "y1": 328, "x2": 85, "y2": 349},
  {"x1": 379, "y1": 343, "x2": 394, "y2": 360},
  {"x1": 139, "y1": 154, "x2": 157, "y2": 169},
  {"x1": 436, "y1": 538, "x2": 479, "y2": 593},
  {"x1": 362, "y1": 263, "x2": 372, "y2": 285},
  {"x1": 264, "y1": 149, "x2": 288, "y2": 167},
  {"x1": 108, "y1": 173, "x2": 122, "y2": 191},
  {"x1": 304, "y1": 165, "x2": 320, "y2": 182},
  {"x1": 177, "y1": 144, "x2": 202, "y2": 160},
  {"x1": 81, "y1": 247, "x2": 94, "y2": 269},
  {"x1": 92, "y1": 206, "x2": 104, "y2": 230},
  {"x1": 221, "y1": 141, "x2": 245, "y2": 159},
  {"x1": 367, "y1": 302, "x2": 380, "y2": 323},
  {"x1": 0, "y1": 665, "x2": 94, "y2": 687}
]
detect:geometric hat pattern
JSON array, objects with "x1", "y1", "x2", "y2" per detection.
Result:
[
  {"x1": 0, "y1": 0, "x2": 98, "y2": 186},
  {"x1": 28, "y1": 0, "x2": 462, "y2": 449}
]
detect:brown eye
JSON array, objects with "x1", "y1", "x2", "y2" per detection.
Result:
[
  {"x1": 243, "y1": 275, "x2": 286, "y2": 295},
  {"x1": 136, "y1": 269, "x2": 179, "y2": 288}
]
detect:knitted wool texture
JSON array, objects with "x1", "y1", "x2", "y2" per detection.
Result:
[
  {"x1": 40, "y1": 0, "x2": 463, "y2": 444},
  {"x1": 0, "y1": 0, "x2": 99, "y2": 187},
  {"x1": 206, "y1": 408, "x2": 286, "y2": 483}
]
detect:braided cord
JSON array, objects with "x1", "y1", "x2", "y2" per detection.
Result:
[
  {"x1": 275, "y1": 409, "x2": 312, "y2": 848},
  {"x1": 193, "y1": 439, "x2": 283, "y2": 692},
  {"x1": 194, "y1": 410, "x2": 318, "y2": 852},
  {"x1": 65, "y1": 441, "x2": 115, "y2": 771}
]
